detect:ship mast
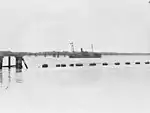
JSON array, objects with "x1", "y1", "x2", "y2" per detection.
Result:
[
  {"x1": 91, "y1": 44, "x2": 94, "y2": 52},
  {"x1": 70, "y1": 42, "x2": 74, "y2": 52}
]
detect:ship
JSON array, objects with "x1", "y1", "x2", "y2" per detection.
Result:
[{"x1": 69, "y1": 48, "x2": 101, "y2": 58}]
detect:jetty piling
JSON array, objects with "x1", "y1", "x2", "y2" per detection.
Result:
[
  {"x1": 16, "y1": 57, "x2": 23, "y2": 69},
  {"x1": 22, "y1": 58, "x2": 28, "y2": 69},
  {"x1": 0, "y1": 51, "x2": 28, "y2": 69},
  {"x1": 8, "y1": 56, "x2": 11, "y2": 69},
  {"x1": 0, "y1": 57, "x2": 3, "y2": 69}
]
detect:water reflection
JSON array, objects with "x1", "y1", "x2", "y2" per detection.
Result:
[
  {"x1": 15, "y1": 69, "x2": 23, "y2": 83},
  {"x1": 0, "y1": 68, "x2": 24, "y2": 90},
  {"x1": 0, "y1": 69, "x2": 3, "y2": 87},
  {"x1": 5, "y1": 69, "x2": 11, "y2": 90},
  {"x1": 0, "y1": 69, "x2": 12, "y2": 90},
  {"x1": 16, "y1": 69, "x2": 22, "y2": 73}
]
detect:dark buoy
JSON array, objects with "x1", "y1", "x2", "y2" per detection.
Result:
[
  {"x1": 56, "y1": 64, "x2": 61, "y2": 67},
  {"x1": 69, "y1": 64, "x2": 74, "y2": 67},
  {"x1": 61, "y1": 64, "x2": 66, "y2": 67},
  {"x1": 76, "y1": 63, "x2": 83, "y2": 66},
  {"x1": 114, "y1": 62, "x2": 120, "y2": 65},
  {"x1": 42, "y1": 64, "x2": 48, "y2": 68},
  {"x1": 145, "y1": 61, "x2": 150, "y2": 64},
  {"x1": 89, "y1": 63, "x2": 96, "y2": 66},
  {"x1": 135, "y1": 62, "x2": 140, "y2": 64},
  {"x1": 102, "y1": 62, "x2": 108, "y2": 66},
  {"x1": 125, "y1": 62, "x2": 130, "y2": 65}
]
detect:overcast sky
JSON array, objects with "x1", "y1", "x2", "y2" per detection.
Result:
[{"x1": 0, "y1": 0, "x2": 150, "y2": 52}]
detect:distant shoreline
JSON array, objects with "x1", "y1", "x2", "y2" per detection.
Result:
[{"x1": 0, "y1": 51, "x2": 150, "y2": 57}]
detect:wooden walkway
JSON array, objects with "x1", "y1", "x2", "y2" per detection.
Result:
[{"x1": 0, "y1": 51, "x2": 28, "y2": 69}]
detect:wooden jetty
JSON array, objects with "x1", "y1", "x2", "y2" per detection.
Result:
[{"x1": 0, "y1": 51, "x2": 28, "y2": 69}]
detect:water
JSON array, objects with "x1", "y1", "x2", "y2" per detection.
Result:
[{"x1": 0, "y1": 55, "x2": 150, "y2": 113}]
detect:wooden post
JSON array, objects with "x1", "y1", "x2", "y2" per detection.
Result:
[
  {"x1": 8, "y1": 56, "x2": 11, "y2": 69},
  {"x1": 16, "y1": 57, "x2": 22, "y2": 69},
  {"x1": 0, "y1": 57, "x2": 3, "y2": 69},
  {"x1": 22, "y1": 58, "x2": 28, "y2": 69}
]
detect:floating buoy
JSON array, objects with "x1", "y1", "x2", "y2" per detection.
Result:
[
  {"x1": 125, "y1": 62, "x2": 130, "y2": 65},
  {"x1": 135, "y1": 62, "x2": 140, "y2": 64},
  {"x1": 42, "y1": 64, "x2": 48, "y2": 68},
  {"x1": 61, "y1": 64, "x2": 66, "y2": 67},
  {"x1": 102, "y1": 62, "x2": 108, "y2": 66},
  {"x1": 89, "y1": 63, "x2": 96, "y2": 66},
  {"x1": 76, "y1": 63, "x2": 83, "y2": 66},
  {"x1": 56, "y1": 64, "x2": 61, "y2": 67},
  {"x1": 114, "y1": 62, "x2": 120, "y2": 65},
  {"x1": 69, "y1": 64, "x2": 74, "y2": 67},
  {"x1": 145, "y1": 61, "x2": 150, "y2": 64}
]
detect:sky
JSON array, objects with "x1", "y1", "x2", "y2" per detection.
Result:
[{"x1": 0, "y1": 0, "x2": 150, "y2": 52}]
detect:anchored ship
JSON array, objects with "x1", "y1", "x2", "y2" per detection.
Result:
[
  {"x1": 68, "y1": 43, "x2": 101, "y2": 58},
  {"x1": 69, "y1": 48, "x2": 101, "y2": 58}
]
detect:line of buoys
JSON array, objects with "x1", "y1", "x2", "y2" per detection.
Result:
[{"x1": 42, "y1": 60, "x2": 150, "y2": 68}]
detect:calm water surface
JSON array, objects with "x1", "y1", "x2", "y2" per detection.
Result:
[{"x1": 0, "y1": 55, "x2": 150, "y2": 113}]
